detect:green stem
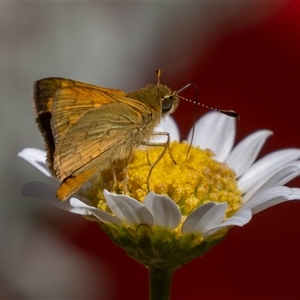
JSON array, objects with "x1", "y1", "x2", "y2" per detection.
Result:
[{"x1": 149, "y1": 267, "x2": 174, "y2": 300}]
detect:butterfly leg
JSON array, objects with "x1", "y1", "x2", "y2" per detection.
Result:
[
  {"x1": 122, "y1": 165, "x2": 129, "y2": 194},
  {"x1": 109, "y1": 153, "x2": 132, "y2": 194},
  {"x1": 108, "y1": 166, "x2": 118, "y2": 192},
  {"x1": 141, "y1": 131, "x2": 175, "y2": 192},
  {"x1": 121, "y1": 151, "x2": 134, "y2": 194}
]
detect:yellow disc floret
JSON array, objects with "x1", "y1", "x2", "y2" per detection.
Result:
[{"x1": 85, "y1": 141, "x2": 242, "y2": 218}]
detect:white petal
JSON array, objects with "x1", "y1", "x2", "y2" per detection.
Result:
[
  {"x1": 246, "y1": 187, "x2": 300, "y2": 214},
  {"x1": 181, "y1": 202, "x2": 227, "y2": 235},
  {"x1": 18, "y1": 148, "x2": 46, "y2": 162},
  {"x1": 238, "y1": 149, "x2": 300, "y2": 193},
  {"x1": 155, "y1": 115, "x2": 180, "y2": 141},
  {"x1": 18, "y1": 148, "x2": 52, "y2": 177},
  {"x1": 70, "y1": 198, "x2": 121, "y2": 226},
  {"x1": 103, "y1": 190, "x2": 154, "y2": 227},
  {"x1": 225, "y1": 130, "x2": 273, "y2": 177},
  {"x1": 203, "y1": 209, "x2": 252, "y2": 238},
  {"x1": 242, "y1": 186, "x2": 294, "y2": 213},
  {"x1": 21, "y1": 181, "x2": 86, "y2": 215},
  {"x1": 187, "y1": 112, "x2": 235, "y2": 162},
  {"x1": 243, "y1": 164, "x2": 300, "y2": 202},
  {"x1": 287, "y1": 188, "x2": 300, "y2": 200},
  {"x1": 143, "y1": 193, "x2": 181, "y2": 229}
]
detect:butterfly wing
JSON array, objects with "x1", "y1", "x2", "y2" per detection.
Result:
[
  {"x1": 33, "y1": 78, "x2": 126, "y2": 172},
  {"x1": 33, "y1": 77, "x2": 162, "y2": 200},
  {"x1": 34, "y1": 77, "x2": 126, "y2": 116},
  {"x1": 54, "y1": 102, "x2": 148, "y2": 200}
]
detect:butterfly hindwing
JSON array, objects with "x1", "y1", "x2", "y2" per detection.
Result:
[{"x1": 54, "y1": 101, "x2": 145, "y2": 178}]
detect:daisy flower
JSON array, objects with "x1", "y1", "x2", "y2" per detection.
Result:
[{"x1": 19, "y1": 111, "x2": 300, "y2": 300}]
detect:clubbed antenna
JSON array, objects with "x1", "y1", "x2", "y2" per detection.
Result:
[
  {"x1": 176, "y1": 83, "x2": 239, "y2": 119},
  {"x1": 177, "y1": 94, "x2": 239, "y2": 119}
]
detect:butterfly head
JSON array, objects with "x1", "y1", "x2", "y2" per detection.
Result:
[{"x1": 127, "y1": 84, "x2": 179, "y2": 116}]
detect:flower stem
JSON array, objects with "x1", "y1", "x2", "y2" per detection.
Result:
[{"x1": 149, "y1": 267, "x2": 174, "y2": 300}]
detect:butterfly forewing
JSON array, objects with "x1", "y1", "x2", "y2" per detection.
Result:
[
  {"x1": 52, "y1": 87, "x2": 126, "y2": 140},
  {"x1": 34, "y1": 78, "x2": 126, "y2": 173}
]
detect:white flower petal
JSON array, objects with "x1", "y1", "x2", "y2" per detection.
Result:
[
  {"x1": 203, "y1": 209, "x2": 252, "y2": 238},
  {"x1": 70, "y1": 198, "x2": 121, "y2": 226},
  {"x1": 242, "y1": 186, "x2": 294, "y2": 213},
  {"x1": 287, "y1": 188, "x2": 300, "y2": 200},
  {"x1": 181, "y1": 202, "x2": 227, "y2": 235},
  {"x1": 21, "y1": 181, "x2": 86, "y2": 215},
  {"x1": 18, "y1": 148, "x2": 51, "y2": 177},
  {"x1": 103, "y1": 190, "x2": 154, "y2": 227},
  {"x1": 225, "y1": 130, "x2": 273, "y2": 177},
  {"x1": 246, "y1": 187, "x2": 300, "y2": 214},
  {"x1": 187, "y1": 111, "x2": 235, "y2": 162},
  {"x1": 143, "y1": 193, "x2": 181, "y2": 229},
  {"x1": 243, "y1": 164, "x2": 300, "y2": 202},
  {"x1": 238, "y1": 149, "x2": 300, "y2": 193},
  {"x1": 156, "y1": 115, "x2": 180, "y2": 141},
  {"x1": 19, "y1": 147, "x2": 46, "y2": 163}
]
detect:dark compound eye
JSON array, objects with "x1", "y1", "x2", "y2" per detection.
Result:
[{"x1": 161, "y1": 95, "x2": 174, "y2": 113}]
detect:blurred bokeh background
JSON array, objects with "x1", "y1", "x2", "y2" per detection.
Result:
[{"x1": 1, "y1": 1, "x2": 300, "y2": 299}]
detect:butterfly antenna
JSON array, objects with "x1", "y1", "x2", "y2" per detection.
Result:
[
  {"x1": 177, "y1": 94, "x2": 240, "y2": 119},
  {"x1": 152, "y1": 69, "x2": 161, "y2": 85}
]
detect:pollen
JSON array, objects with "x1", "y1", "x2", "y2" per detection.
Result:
[{"x1": 86, "y1": 141, "x2": 242, "y2": 218}]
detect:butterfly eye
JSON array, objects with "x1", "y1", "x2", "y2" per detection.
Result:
[{"x1": 161, "y1": 95, "x2": 174, "y2": 113}]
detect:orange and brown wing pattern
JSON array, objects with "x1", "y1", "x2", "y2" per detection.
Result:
[
  {"x1": 51, "y1": 86, "x2": 129, "y2": 142},
  {"x1": 33, "y1": 78, "x2": 126, "y2": 173},
  {"x1": 34, "y1": 77, "x2": 125, "y2": 115}
]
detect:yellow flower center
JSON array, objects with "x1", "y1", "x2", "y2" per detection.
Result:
[
  {"x1": 84, "y1": 141, "x2": 243, "y2": 269},
  {"x1": 86, "y1": 141, "x2": 242, "y2": 218}
]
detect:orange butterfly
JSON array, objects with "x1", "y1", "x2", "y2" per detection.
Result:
[{"x1": 33, "y1": 73, "x2": 179, "y2": 201}]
